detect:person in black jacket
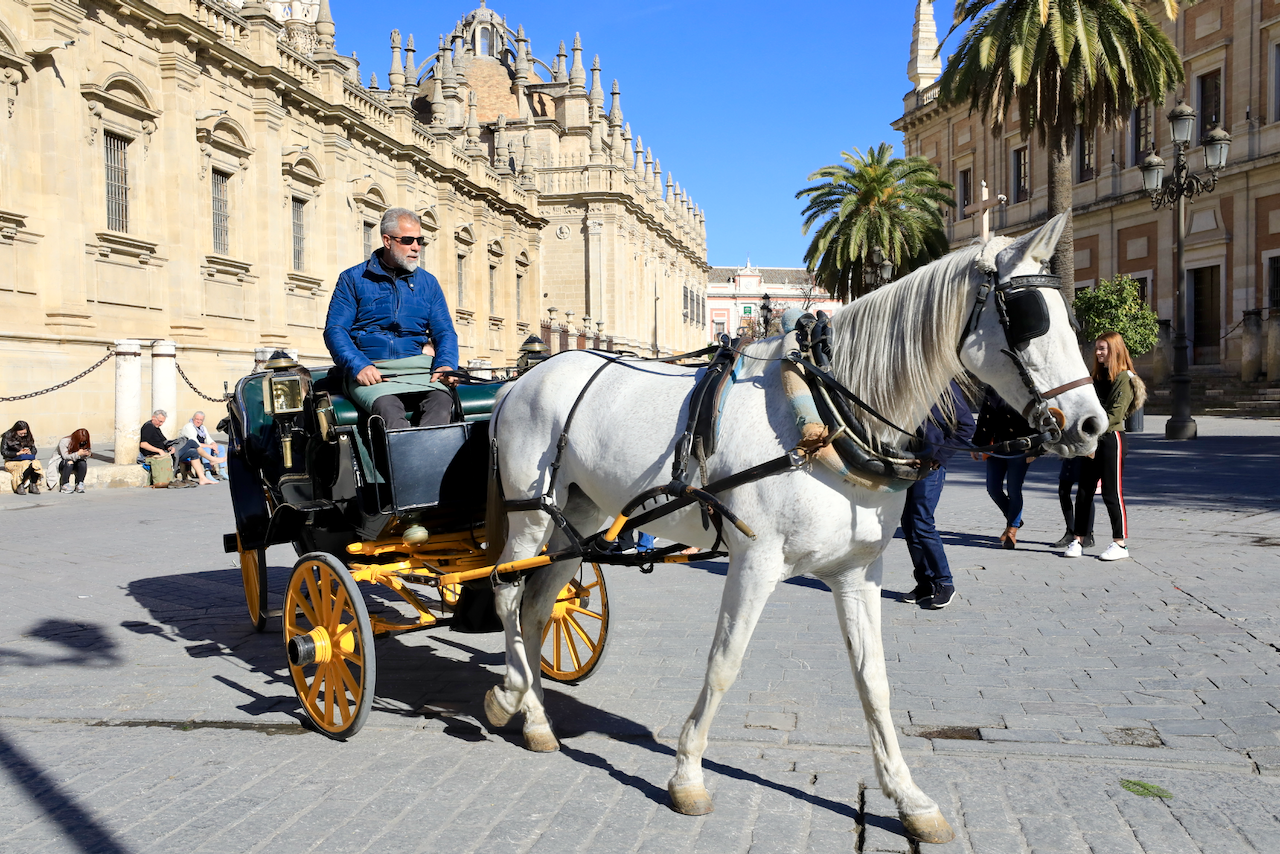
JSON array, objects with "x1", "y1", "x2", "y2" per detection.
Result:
[
  {"x1": 900, "y1": 380, "x2": 976, "y2": 610},
  {"x1": 2, "y1": 420, "x2": 44, "y2": 495},
  {"x1": 971, "y1": 387, "x2": 1038, "y2": 549}
]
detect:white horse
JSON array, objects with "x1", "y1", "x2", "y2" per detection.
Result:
[{"x1": 482, "y1": 214, "x2": 1105, "y2": 843}]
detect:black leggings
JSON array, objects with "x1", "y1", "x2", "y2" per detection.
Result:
[
  {"x1": 1058, "y1": 457, "x2": 1095, "y2": 534},
  {"x1": 59, "y1": 457, "x2": 87, "y2": 486},
  {"x1": 1074, "y1": 431, "x2": 1127, "y2": 541}
]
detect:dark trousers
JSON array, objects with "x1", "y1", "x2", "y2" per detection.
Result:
[
  {"x1": 985, "y1": 454, "x2": 1031, "y2": 528},
  {"x1": 371, "y1": 390, "x2": 453, "y2": 430},
  {"x1": 1074, "y1": 431, "x2": 1126, "y2": 540},
  {"x1": 58, "y1": 457, "x2": 87, "y2": 486},
  {"x1": 900, "y1": 467, "x2": 951, "y2": 589},
  {"x1": 1058, "y1": 457, "x2": 1094, "y2": 534}
]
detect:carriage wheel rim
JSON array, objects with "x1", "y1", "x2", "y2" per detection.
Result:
[
  {"x1": 284, "y1": 555, "x2": 375, "y2": 737},
  {"x1": 540, "y1": 563, "x2": 609, "y2": 682},
  {"x1": 238, "y1": 540, "x2": 267, "y2": 632}
]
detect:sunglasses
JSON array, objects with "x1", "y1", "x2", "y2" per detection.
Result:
[{"x1": 388, "y1": 235, "x2": 426, "y2": 246}]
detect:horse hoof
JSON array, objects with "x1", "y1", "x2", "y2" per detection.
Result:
[
  {"x1": 523, "y1": 725, "x2": 559, "y2": 753},
  {"x1": 484, "y1": 688, "x2": 516, "y2": 728},
  {"x1": 668, "y1": 782, "x2": 714, "y2": 816},
  {"x1": 901, "y1": 810, "x2": 955, "y2": 844}
]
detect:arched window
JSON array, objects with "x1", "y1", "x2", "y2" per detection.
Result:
[{"x1": 479, "y1": 28, "x2": 491, "y2": 57}]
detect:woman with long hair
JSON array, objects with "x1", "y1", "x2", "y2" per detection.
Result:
[
  {"x1": 1064, "y1": 331, "x2": 1144, "y2": 560},
  {"x1": 56, "y1": 428, "x2": 92, "y2": 493},
  {"x1": 1, "y1": 420, "x2": 43, "y2": 494}
]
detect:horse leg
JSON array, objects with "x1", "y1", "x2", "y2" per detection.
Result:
[
  {"x1": 484, "y1": 507, "x2": 553, "y2": 730},
  {"x1": 826, "y1": 559, "x2": 955, "y2": 844},
  {"x1": 668, "y1": 550, "x2": 779, "y2": 816}
]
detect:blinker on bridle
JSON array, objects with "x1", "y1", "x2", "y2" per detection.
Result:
[{"x1": 960, "y1": 271, "x2": 1092, "y2": 444}]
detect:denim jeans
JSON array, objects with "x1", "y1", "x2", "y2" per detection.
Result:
[
  {"x1": 985, "y1": 454, "x2": 1032, "y2": 528},
  {"x1": 900, "y1": 467, "x2": 951, "y2": 588}
]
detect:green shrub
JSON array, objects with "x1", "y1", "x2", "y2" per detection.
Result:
[{"x1": 1072, "y1": 274, "x2": 1160, "y2": 355}]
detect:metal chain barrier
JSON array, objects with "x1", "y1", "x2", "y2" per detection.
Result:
[
  {"x1": 175, "y1": 360, "x2": 230, "y2": 403},
  {"x1": 0, "y1": 350, "x2": 115, "y2": 403}
]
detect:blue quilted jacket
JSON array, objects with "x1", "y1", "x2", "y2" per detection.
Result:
[{"x1": 323, "y1": 252, "x2": 459, "y2": 380}]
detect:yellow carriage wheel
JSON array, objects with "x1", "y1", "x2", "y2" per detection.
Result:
[
  {"x1": 540, "y1": 562, "x2": 610, "y2": 683},
  {"x1": 284, "y1": 553, "x2": 377, "y2": 740},
  {"x1": 237, "y1": 537, "x2": 268, "y2": 633}
]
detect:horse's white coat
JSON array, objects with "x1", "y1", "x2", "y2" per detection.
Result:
[{"x1": 484, "y1": 217, "x2": 1106, "y2": 842}]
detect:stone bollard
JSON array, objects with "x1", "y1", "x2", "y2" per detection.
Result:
[
  {"x1": 1241, "y1": 310, "x2": 1263, "y2": 382},
  {"x1": 151, "y1": 340, "x2": 177, "y2": 437},
  {"x1": 113, "y1": 340, "x2": 143, "y2": 464},
  {"x1": 1268, "y1": 312, "x2": 1280, "y2": 383},
  {"x1": 1152, "y1": 319, "x2": 1172, "y2": 387}
]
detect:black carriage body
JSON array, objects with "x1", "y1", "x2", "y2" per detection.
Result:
[{"x1": 224, "y1": 362, "x2": 500, "y2": 560}]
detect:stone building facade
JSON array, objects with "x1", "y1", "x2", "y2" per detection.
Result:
[
  {"x1": 707, "y1": 264, "x2": 839, "y2": 339},
  {"x1": 894, "y1": 0, "x2": 1280, "y2": 381},
  {"x1": 0, "y1": 0, "x2": 708, "y2": 447}
]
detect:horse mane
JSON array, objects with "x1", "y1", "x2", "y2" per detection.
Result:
[{"x1": 827, "y1": 239, "x2": 1006, "y2": 445}]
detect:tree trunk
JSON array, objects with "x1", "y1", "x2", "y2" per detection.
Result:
[{"x1": 1046, "y1": 127, "x2": 1075, "y2": 302}]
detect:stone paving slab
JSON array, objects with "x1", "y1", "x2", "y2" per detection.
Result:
[{"x1": 2, "y1": 415, "x2": 1279, "y2": 852}]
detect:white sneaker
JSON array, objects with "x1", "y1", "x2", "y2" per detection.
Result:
[
  {"x1": 1063, "y1": 541, "x2": 1083, "y2": 558},
  {"x1": 60, "y1": 483, "x2": 74, "y2": 494},
  {"x1": 1099, "y1": 542, "x2": 1129, "y2": 561},
  {"x1": 74, "y1": 483, "x2": 85, "y2": 493}
]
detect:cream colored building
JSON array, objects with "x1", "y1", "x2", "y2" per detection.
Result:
[
  {"x1": 0, "y1": 0, "x2": 708, "y2": 448},
  {"x1": 707, "y1": 264, "x2": 839, "y2": 339},
  {"x1": 894, "y1": 0, "x2": 1280, "y2": 381}
]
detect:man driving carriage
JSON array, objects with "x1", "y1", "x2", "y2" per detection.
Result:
[{"x1": 323, "y1": 207, "x2": 460, "y2": 430}]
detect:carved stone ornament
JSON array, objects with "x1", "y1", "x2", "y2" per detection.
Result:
[
  {"x1": 555, "y1": 224, "x2": 570, "y2": 240},
  {"x1": 86, "y1": 100, "x2": 103, "y2": 147}
]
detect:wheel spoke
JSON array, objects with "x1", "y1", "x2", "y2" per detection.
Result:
[
  {"x1": 334, "y1": 667, "x2": 353, "y2": 724},
  {"x1": 564, "y1": 603, "x2": 603, "y2": 621},
  {"x1": 566, "y1": 614, "x2": 598, "y2": 651},
  {"x1": 295, "y1": 593, "x2": 320, "y2": 629},
  {"x1": 562, "y1": 620, "x2": 583, "y2": 670},
  {"x1": 321, "y1": 662, "x2": 336, "y2": 728},
  {"x1": 305, "y1": 665, "x2": 324, "y2": 705}
]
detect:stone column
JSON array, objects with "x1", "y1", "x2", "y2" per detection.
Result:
[
  {"x1": 1267, "y1": 313, "x2": 1280, "y2": 383},
  {"x1": 151, "y1": 340, "x2": 177, "y2": 436},
  {"x1": 1240, "y1": 310, "x2": 1262, "y2": 382},
  {"x1": 113, "y1": 340, "x2": 143, "y2": 464}
]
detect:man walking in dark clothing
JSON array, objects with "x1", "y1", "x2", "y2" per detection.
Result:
[{"x1": 900, "y1": 380, "x2": 976, "y2": 610}]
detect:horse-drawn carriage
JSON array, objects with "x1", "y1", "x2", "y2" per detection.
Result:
[{"x1": 221, "y1": 350, "x2": 609, "y2": 740}]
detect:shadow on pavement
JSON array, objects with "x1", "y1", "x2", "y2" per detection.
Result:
[
  {"x1": 0, "y1": 725, "x2": 132, "y2": 854},
  {"x1": 0, "y1": 619, "x2": 122, "y2": 669}
]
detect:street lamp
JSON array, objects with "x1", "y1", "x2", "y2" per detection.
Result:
[
  {"x1": 862, "y1": 246, "x2": 894, "y2": 290},
  {"x1": 1139, "y1": 100, "x2": 1232, "y2": 440},
  {"x1": 760, "y1": 293, "x2": 773, "y2": 337}
]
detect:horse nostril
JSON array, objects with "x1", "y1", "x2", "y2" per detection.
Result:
[{"x1": 1081, "y1": 416, "x2": 1104, "y2": 439}]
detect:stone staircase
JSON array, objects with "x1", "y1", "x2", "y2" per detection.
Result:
[{"x1": 1142, "y1": 368, "x2": 1280, "y2": 416}]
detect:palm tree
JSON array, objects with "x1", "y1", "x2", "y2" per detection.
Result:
[
  {"x1": 938, "y1": 0, "x2": 1188, "y2": 296},
  {"x1": 797, "y1": 144, "x2": 954, "y2": 302}
]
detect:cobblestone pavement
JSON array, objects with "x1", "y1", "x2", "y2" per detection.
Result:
[{"x1": 1, "y1": 416, "x2": 1278, "y2": 853}]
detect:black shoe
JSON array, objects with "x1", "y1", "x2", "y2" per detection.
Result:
[
  {"x1": 27, "y1": 480, "x2": 39, "y2": 494},
  {"x1": 924, "y1": 585, "x2": 955, "y2": 610},
  {"x1": 1051, "y1": 530, "x2": 1074, "y2": 548},
  {"x1": 902, "y1": 584, "x2": 931, "y2": 604},
  {"x1": 15, "y1": 482, "x2": 26, "y2": 495},
  {"x1": 1083, "y1": 533, "x2": 1095, "y2": 548}
]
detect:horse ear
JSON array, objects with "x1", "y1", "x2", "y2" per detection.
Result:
[{"x1": 998, "y1": 212, "x2": 1069, "y2": 270}]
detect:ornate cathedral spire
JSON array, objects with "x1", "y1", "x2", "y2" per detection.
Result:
[
  {"x1": 513, "y1": 25, "x2": 529, "y2": 86},
  {"x1": 314, "y1": 0, "x2": 335, "y2": 51},
  {"x1": 404, "y1": 33, "x2": 416, "y2": 81},
  {"x1": 389, "y1": 30, "x2": 405, "y2": 95},
  {"x1": 429, "y1": 76, "x2": 445, "y2": 125},
  {"x1": 569, "y1": 34, "x2": 586, "y2": 93},
  {"x1": 554, "y1": 41, "x2": 567, "y2": 82},
  {"x1": 907, "y1": 0, "x2": 942, "y2": 89},
  {"x1": 588, "y1": 55, "x2": 604, "y2": 110}
]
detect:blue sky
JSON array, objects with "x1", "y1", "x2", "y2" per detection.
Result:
[{"x1": 326, "y1": 0, "x2": 961, "y2": 269}]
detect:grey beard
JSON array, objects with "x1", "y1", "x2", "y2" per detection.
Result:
[{"x1": 390, "y1": 256, "x2": 418, "y2": 274}]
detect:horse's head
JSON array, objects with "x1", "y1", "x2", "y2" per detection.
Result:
[{"x1": 958, "y1": 213, "x2": 1106, "y2": 458}]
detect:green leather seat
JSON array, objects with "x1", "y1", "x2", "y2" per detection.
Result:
[{"x1": 312, "y1": 366, "x2": 502, "y2": 425}]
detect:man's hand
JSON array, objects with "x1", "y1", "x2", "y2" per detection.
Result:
[
  {"x1": 432, "y1": 367, "x2": 460, "y2": 388},
  {"x1": 355, "y1": 365, "x2": 383, "y2": 386}
]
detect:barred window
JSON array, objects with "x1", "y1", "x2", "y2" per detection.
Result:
[
  {"x1": 1131, "y1": 102, "x2": 1151, "y2": 166},
  {"x1": 1076, "y1": 126, "x2": 1095, "y2": 183},
  {"x1": 456, "y1": 254, "x2": 465, "y2": 306},
  {"x1": 957, "y1": 168, "x2": 972, "y2": 219},
  {"x1": 489, "y1": 265, "x2": 497, "y2": 315},
  {"x1": 105, "y1": 132, "x2": 130, "y2": 233},
  {"x1": 291, "y1": 198, "x2": 306, "y2": 272},
  {"x1": 1269, "y1": 257, "x2": 1280, "y2": 310},
  {"x1": 363, "y1": 221, "x2": 375, "y2": 257},
  {"x1": 515, "y1": 273, "x2": 523, "y2": 319},
  {"x1": 1013, "y1": 147, "x2": 1029, "y2": 203},
  {"x1": 212, "y1": 171, "x2": 230, "y2": 255}
]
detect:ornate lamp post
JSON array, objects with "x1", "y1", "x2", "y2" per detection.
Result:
[
  {"x1": 862, "y1": 246, "x2": 895, "y2": 290},
  {"x1": 760, "y1": 293, "x2": 773, "y2": 337},
  {"x1": 1140, "y1": 100, "x2": 1231, "y2": 440}
]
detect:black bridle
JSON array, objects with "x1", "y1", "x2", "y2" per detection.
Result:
[{"x1": 959, "y1": 271, "x2": 1092, "y2": 446}]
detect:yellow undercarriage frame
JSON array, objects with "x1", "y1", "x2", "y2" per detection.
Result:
[{"x1": 342, "y1": 528, "x2": 610, "y2": 683}]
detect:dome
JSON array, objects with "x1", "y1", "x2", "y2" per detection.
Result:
[{"x1": 464, "y1": 55, "x2": 521, "y2": 123}]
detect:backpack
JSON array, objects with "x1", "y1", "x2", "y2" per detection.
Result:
[{"x1": 146, "y1": 453, "x2": 173, "y2": 487}]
